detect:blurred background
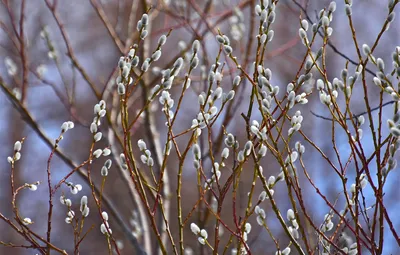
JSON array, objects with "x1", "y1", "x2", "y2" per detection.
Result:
[{"x1": 0, "y1": 0, "x2": 399, "y2": 254}]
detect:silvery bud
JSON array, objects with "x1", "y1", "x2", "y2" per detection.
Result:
[
  {"x1": 158, "y1": 35, "x2": 167, "y2": 45},
  {"x1": 118, "y1": 83, "x2": 125, "y2": 95}
]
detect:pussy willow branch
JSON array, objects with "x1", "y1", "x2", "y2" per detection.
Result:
[
  {"x1": 292, "y1": 0, "x2": 375, "y2": 76},
  {"x1": 357, "y1": 2, "x2": 400, "y2": 250},
  {"x1": 305, "y1": 11, "x2": 375, "y2": 249},
  {"x1": 147, "y1": 0, "x2": 252, "y2": 94},
  {"x1": 227, "y1": 15, "x2": 371, "y2": 252},
  {"x1": 86, "y1": 142, "x2": 121, "y2": 255},
  {"x1": 310, "y1": 100, "x2": 396, "y2": 121},
  {"x1": 224, "y1": 4, "x2": 312, "y2": 249},
  {"x1": 0, "y1": 79, "x2": 146, "y2": 254},
  {"x1": 301, "y1": 1, "x2": 400, "y2": 250},
  {"x1": 89, "y1": 0, "x2": 125, "y2": 53},
  {"x1": 137, "y1": 3, "x2": 172, "y2": 254},
  {"x1": 271, "y1": 119, "x2": 313, "y2": 253},
  {"x1": 229, "y1": 61, "x2": 309, "y2": 255},
  {"x1": 42, "y1": 1, "x2": 153, "y2": 253},
  {"x1": 96, "y1": 6, "x2": 153, "y2": 254}
]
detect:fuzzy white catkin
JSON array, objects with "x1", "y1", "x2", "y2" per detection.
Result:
[
  {"x1": 301, "y1": 19, "x2": 309, "y2": 31},
  {"x1": 226, "y1": 134, "x2": 235, "y2": 145},
  {"x1": 371, "y1": 77, "x2": 381, "y2": 87},
  {"x1": 182, "y1": 78, "x2": 191, "y2": 90},
  {"x1": 273, "y1": 86, "x2": 279, "y2": 95},
  {"x1": 191, "y1": 56, "x2": 199, "y2": 69},
  {"x1": 299, "y1": 28, "x2": 307, "y2": 39},
  {"x1": 362, "y1": 44, "x2": 371, "y2": 55},
  {"x1": 221, "y1": 148, "x2": 229, "y2": 159},
  {"x1": 223, "y1": 45, "x2": 233, "y2": 55},
  {"x1": 267, "y1": 30, "x2": 274, "y2": 42},
  {"x1": 29, "y1": 184, "x2": 38, "y2": 191},
  {"x1": 152, "y1": 50, "x2": 162, "y2": 61},
  {"x1": 226, "y1": 90, "x2": 235, "y2": 101},
  {"x1": 94, "y1": 132, "x2": 102, "y2": 142},
  {"x1": 67, "y1": 210, "x2": 75, "y2": 219},
  {"x1": 268, "y1": 175, "x2": 276, "y2": 186},
  {"x1": 222, "y1": 35, "x2": 230, "y2": 45},
  {"x1": 61, "y1": 122, "x2": 69, "y2": 132},
  {"x1": 198, "y1": 94, "x2": 205, "y2": 106},
  {"x1": 80, "y1": 196, "x2": 87, "y2": 208},
  {"x1": 102, "y1": 211, "x2": 109, "y2": 221},
  {"x1": 388, "y1": 12, "x2": 395, "y2": 22},
  {"x1": 216, "y1": 35, "x2": 225, "y2": 44},
  {"x1": 321, "y1": 16, "x2": 330, "y2": 27},
  {"x1": 120, "y1": 153, "x2": 126, "y2": 164},
  {"x1": 99, "y1": 109, "x2": 106, "y2": 118},
  {"x1": 138, "y1": 139, "x2": 147, "y2": 151},
  {"x1": 128, "y1": 49, "x2": 135, "y2": 58},
  {"x1": 316, "y1": 79, "x2": 324, "y2": 90},
  {"x1": 210, "y1": 106, "x2": 218, "y2": 116},
  {"x1": 140, "y1": 154, "x2": 148, "y2": 164},
  {"x1": 118, "y1": 83, "x2": 125, "y2": 95},
  {"x1": 104, "y1": 159, "x2": 112, "y2": 169},
  {"x1": 190, "y1": 223, "x2": 200, "y2": 234},
  {"x1": 245, "y1": 223, "x2": 252, "y2": 233},
  {"x1": 90, "y1": 123, "x2": 98, "y2": 133},
  {"x1": 237, "y1": 151, "x2": 245, "y2": 162},
  {"x1": 141, "y1": 59, "x2": 150, "y2": 72},
  {"x1": 357, "y1": 115, "x2": 365, "y2": 125},
  {"x1": 288, "y1": 91, "x2": 295, "y2": 102},
  {"x1": 258, "y1": 191, "x2": 267, "y2": 201},
  {"x1": 14, "y1": 141, "x2": 21, "y2": 151},
  {"x1": 208, "y1": 71, "x2": 216, "y2": 84},
  {"x1": 101, "y1": 166, "x2": 108, "y2": 176},
  {"x1": 287, "y1": 209, "x2": 295, "y2": 221},
  {"x1": 390, "y1": 127, "x2": 400, "y2": 137},
  {"x1": 141, "y1": 14, "x2": 149, "y2": 25},
  {"x1": 282, "y1": 247, "x2": 291, "y2": 255},
  {"x1": 193, "y1": 144, "x2": 201, "y2": 160},
  {"x1": 377, "y1": 58, "x2": 385, "y2": 71},
  {"x1": 132, "y1": 56, "x2": 139, "y2": 66},
  {"x1": 233, "y1": 75, "x2": 241, "y2": 87},
  {"x1": 93, "y1": 149, "x2": 103, "y2": 158},
  {"x1": 261, "y1": 9, "x2": 268, "y2": 21},
  {"x1": 163, "y1": 141, "x2": 172, "y2": 156},
  {"x1": 140, "y1": 30, "x2": 148, "y2": 40},
  {"x1": 192, "y1": 40, "x2": 200, "y2": 53},
  {"x1": 5, "y1": 57, "x2": 17, "y2": 76},
  {"x1": 14, "y1": 152, "x2": 21, "y2": 161},
  {"x1": 258, "y1": 144, "x2": 267, "y2": 157},
  {"x1": 200, "y1": 229, "x2": 208, "y2": 238},
  {"x1": 328, "y1": 1, "x2": 336, "y2": 12},
  {"x1": 158, "y1": 35, "x2": 167, "y2": 45},
  {"x1": 260, "y1": 34, "x2": 267, "y2": 45},
  {"x1": 255, "y1": 5, "x2": 262, "y2": 16},
  {"x1": 173, "y1": 58, "x2": 184, "y2": 71},
  {"x1": 244, "y1": 141, "x2": 253, "y2": 155},
  {"x1": 103, "y1": 148, "x2": 111, "y2": 156},
  {"x1": 147, "y1": 157, "x2": 154, "y2": 167},
  {"x1": 23, "y1": 218, "x2": 32, "y2": 225},
  {"x1": 65, "y1": 199, "x2": 72, "y2": 207},
  {"x1": 214, "y1": 87, "x2": 223, "y2": 99},
  {"x1": 118, "y1": 57, "x2": 125, "y2": 69},
  {"x1": 268, "y1": 11, "x2": 276, "y2": 23},
  {"x1": 82, "y1": 207, "x2": 90, "y2": 217},
  {"x1": 100, "y1": 223, "x2": 107, "y2": 234}
]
